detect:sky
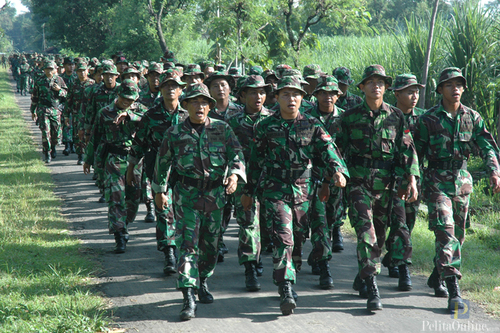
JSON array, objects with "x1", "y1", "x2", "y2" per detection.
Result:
[{"x1": 2, "y1": 0, "x2": 29, "y2": 15}]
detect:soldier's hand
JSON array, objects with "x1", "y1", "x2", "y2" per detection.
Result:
[
  {"x1": 83, "y1": 162, "x2": 91, "y2": 175},
  {"x1": 52, "y1": 83, "x2": 61, "y2": 92},
  {"x1": 241, "y1": 194, "x2": 253, "y2": 211},
  {"x1": 114, "y1": 112, "x2": 128, "y2": 125},
  {"x1": 126, "y1": 164, "x2": 135, "y2": 186},
  {"x1": 155, "y1": 192, "x2": 168, "y2": 210},
  {"x1": 400, "y1": 175, "x2": 418, "y2": 203},
  {"x1": 224, "y1": 174, "x2": 238, "y2": 195},
  {"x1": 31, "y1": 113, "x2": 37, "y2": 122},
  {"x1": 319, "y1": 182, "x2": 330, "y2": 202},
  {"x1": 78, "y1": 130, "x2": 85, "y2": 142},
  {"x1": 332, "y1": 172, "x2": 347, "y2": 188},
  {"x1": 491, "y1": 175, "x2": 500, "y2": 194}
]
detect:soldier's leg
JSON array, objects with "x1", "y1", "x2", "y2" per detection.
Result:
[
  {"x1": 72, "y1": 113, "x2": 83, "y2": 162},
  {"x1": 106, "y1": 154, "x2": 129, "y2": 253},
  {"x1": 155, "y1": 188, "x2": 176, "y2": 275},
  {"x1": 38, "y1": 112, "x2": 50, "y2": 161},
  {"x1": 142, "y1": 171, "x2": 155, "y2": 223},
  {"x1": 198, "y1": 208, "x2": 223, "y2": 280},
  {"x1": 48, "y1": 111, "x2": 60, "y2": 159},
  {"x1": 125, "y1": 159, "x2": 142, "y2": 225},
  {"x1": 325, "y1": 186, "x2": 346, "y2": 252},
  {"x1": 217, "y1": 194, "x2": 234, "y2": 262}
]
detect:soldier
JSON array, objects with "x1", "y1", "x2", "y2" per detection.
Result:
[
  {"x1": 120, "y1": 66, "x2": 141, "y2": 85},
  {"x1": 337, "y1": 65, "x2": 419, "y2": 311},
  {"x1": 153, "y1": 83, "x2": 246, "y2": 321},
  {"x1": 199, "y1": 60, "x2": 215, "y2": 77},
  {"x1": 382, "y1": 74, "x2": 425, "y2": 289},
  {"x1": 115, "y1": 54, "x2": 129, "y2": 77},
  {"x1": 182, "y1": 64, "x2": 204, "y2": 88},
  {"x1": 30, "y1": 60, "x2": 68, "y2": 163},
  {"x1": 66, "y1": 62, "x2": 95, "y2": 165},
  {"x1": 332, "y1": 66, "x2": 363, "y2": 111},
  {"x1": 128, "y1": 68, "x2": 187, "y2": 275},
  {"x1": 241, "y1": 76, "x2": 349, "y2": 316},
  {"x1": 138, "y1": 62, "x2": 163, "y2": 108},
  {"x1": 61, "y1": 57, "x2": 77, "y2": 156},
  {"x1": 227, "y1": 75, "x2": 274, "y2": 291},
  {"x1": 17, "y1": 56, "x2": 31, "y2": 96},
  {"x1": 263, "y1": 70, "x2": 278, "y2": 111},
  {"x1": 83, "y1": 80, "x2": 146, "y2": 253},
  {"x1": 413, "y1": 67, "x2": 500, "y2": 312},
  {"x1": 302, "y1": 64, "x2": 324, "y2": 102}
]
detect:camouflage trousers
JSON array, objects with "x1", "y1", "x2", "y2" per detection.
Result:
[
  {"x1": 263, "y1": 197, "x2": 310, "y2": 285},
  {"x1": 233, "y1": 187, "x2": 261, "y2": 265},
  {"x1": 325, "y1": 186, "x2": 347, "y2": 229},
  {"x1": 426, "y1": 191, "x2": 469, "y2": 279},
  {"x1": 37, "y1": 108, "x2": 61, "y2": 154},
  {"x1": 347, "y1": 184, "x2": 410, "y2": 279},
  {"x1": 154, "y1": 188, "x2": 176, "y2": 251},
  {"x1": 174, "y1": 202, "x2": 223, "y2": 289},
  {"x1": 19, "y1": 75, "x2": 30, "y2": 93},
  {"x1": 61, "y1": 110, "x2": 73, "y2": 144},
  {"x1": 307, "y1": 181, "x2": 333, "y2": 263},
  {"x1": 141, "y1": 170, "x2": 153, "y2": 204},
  {"x1": 71, "y1": 113, "x2": 84, "y2": 155},
  {"x1": 104, "y1": 153, "x2": 142, "y2": 234}
]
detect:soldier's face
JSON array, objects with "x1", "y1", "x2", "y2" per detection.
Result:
[
  {"x1": 186, "y1": 96, "x2": 211, "y2": 124},
  {"x1": 64, "y1": 63, "x2": 75, "y2": 74},
  {"x1": 438, "y1": 78, "x2": 464, "y2": 104},
  {"x1": 123, "y1": 73, "x2": 140, "y2": 84},
  {"x1": 277, "y1": 88, "x2": 303, "y2": 118},
  {"x1": 241, "y1": 87, "x2": 266, "y2": 114},
  {"x1": 395, "y1": 86, "x2": 419, "y2": 113},
  {"x1": 116, "y1": 96, "x2": 135, "y2": 110},
  {"x1": 44, "y1": 67, "x2": 56, "y2": 78},
  {"x1": 117, "y1": 62, "x2": 127, "y2": 74},
  {"x1": 204, "y1": 67, "x2": 214, "y2": 76},
  {"x1": 209, "y1": 78, "x2": 230, "y2": 101},
  {"x1": 57, "y1": 67, "x2": 65, "y2": 75},
  {"x1": 315, "y1": 90, "x2": 339, "y2": 113},
  {"x1": 147, "y1": 72, "x2": 161, "y2": 90},
  {"x1": 338, "y1": 83, "x2": 349, "y2": 96},
  {"x1": 184, "y1": 75, "x2": 203, "y2": 87},
  {"x1": 103, "y1": 73, "x2": 118, "y2": 88},
  {"x1": 304, "y1": 78, "x2": 318, "y2": 94},
  {"x1": 76, "y1": 69, "x2": 88, "y2": 81},
  {"x1": 359, "y1": 75, "x2": 388, "y2": 100},
  {"x1": 160, "y1": 81, "x2": 182, "y2": 101},
  {"x1": 94, "y1": 70, "x2": 103, "y2": 83}
]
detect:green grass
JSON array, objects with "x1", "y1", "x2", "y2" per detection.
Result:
[{"x1": 0, "y1": 68, "x2": 110, "y2": 332}]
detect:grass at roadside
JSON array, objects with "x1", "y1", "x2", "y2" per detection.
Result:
[{"x1": 0, "y1": 68, "x2": 110, "y2": 332}]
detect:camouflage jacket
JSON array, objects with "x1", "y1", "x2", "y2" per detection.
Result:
[
  {"x1": 61, "y1": 73, "x2": 77, "y2": 111},
  {"x1": 18, "y1": 63, "x2": 30, "y2": 76},
  {"x1": 243, "y1": 111, "x2": 349, "y2": 204},
  {"x1": 84, "y1": 101, "x2": 147, "y2": 166},
  {"x1": 78, "y1": 82, "x2": 102, "y2": 132},
  {"x1": 336, "y1": 91, "x2": 363, "y2": 111},
  {"x1": 337, "y1": 100, "x2": 420, "y2": 190},
  {"x1": 30, "y1": 75, "x2": 68, "y2": 115},
  {"x1": 83, "y1": 83, "x2": 120, "y2": 132},
  {"x1": 398, "y1": 106, "x2": 425, "y2": 135},
  {"x1": 65, "y1": 78, "x2": 95, "y2": 118},
  {"x1": 269, "y1": 98, "x2": 316, "y2": 115},
  {"x1": 413, "y1": 101, "x2": 500, "y2": 196},
  {"x1": 152, "y1": 117, "x2": 246, "y2": 212},
  {"x1": 209, "y1": 101, "x2": 241, "y2": 121},
  {"x1": 226, "y1": 106, "x2": 274, "y2": 163},
  {"x1": 138, "y1": 84, "x2": 161, "y2": 109}
]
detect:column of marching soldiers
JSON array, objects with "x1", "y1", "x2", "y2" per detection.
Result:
[{"x1": 7, "y1": 51, "x2": 500, "y2": 321}]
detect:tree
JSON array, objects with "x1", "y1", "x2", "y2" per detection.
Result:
[{"x1": 419, "y1": 0, "x2": 440, "y2": 109}]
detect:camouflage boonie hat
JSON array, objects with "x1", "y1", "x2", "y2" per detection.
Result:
[
  {"x1": 275, "y1": 64, "x2": 292, "y2": 79},
  {"x1": 120, "y1": 66, "x2": 141, "y2": 80},
  {"x1": 63, "y1": 56, "x2": 74, "y2": 65},
  {"x1": 115, "y1": 55, "x2": 128, "y2": 64},
  {"x1": 228, "y1": 67, "x2": 242, "y2": 78},
  {"x1": 235, "y1": 75, "x2": 248, "y2": 94},
  {"x1": 263, "y1": 69, "x2": 278, "y2": 82},
  {"x1": 147, "y1": 62, "x2": 163, "y2": 75},
  {"x1": 57, "y1": 61, "x2": 64, "y2": 68},
  {"x1": 181, "y1": 83, "x2": 216, "y2": 108},
  {"x1": 436, "y1": 67, "x2": 467, "y2": 93},
  {"x1": 183, "y1": 64, "x2": 205, "y2": 79},
  {"x1": 89, "y1": 57, "x2": 100, "y2": 67},
  {"x1": 161, "y1": 50, "x2": 177, "y2": 63},
  {"x1": 175, "y1": 66, "x2": 184, "y2": 76},
  {"x1": 276, "y1": 76, "x2": 308, "y2": 95},
  {"x1": 132, "y1": 60, "x2": 143, "y2": 71},
  {"x1": 163, "y1": 61, "x2": 175, "y2": 70},
  {"x1": 357, "y1": 64, "x2": 392, "y2": 88},
  {"x1": 159, "y1": 68, "x2": 186, "y2": 87},
  {"x1": 248, "y1": 65, "x2": 264, "y2": 76},
  {"x1": 75, "y1": 62, "x2": 88, "y2": 71},
  {"x1": 199, "y1": 60, "x2": 215, "y2": 71},
  {"x1": 332, "y1": 66, "x2": 354, "y2": 85},
  {"x1": 313, "y1": 75, "x2": 340, "y2": 95},
  {"x1": 281, "y1": 69, "x2": 308, "y2": 84},
  {"x1": 117, "y1": 79, "x2": 140, "y2": 100},
  {"x1": 204, "y1": 71, "x2": 235, "y2": 90},
  {"x1": 214, "y1": 64, "x2": 226, "y2": 72},
  {"x1": 102, "y1": 63, "x2": 119, "y2": 75},
  {"x1": 239, "y1": 75, "x2": 271, "y2": 94},
  {"x1": 43, "y1": 61, "x2": 57, "y2": 70},
  {"x1": 142, "y1": 60, "x2": 149, "y2": 68},
  {"x1": 303, "y1": 64, "x2": 324, "y2": 80},
  {"x1": 389, "y1": 74, "x2": 425, "y2": 91}
]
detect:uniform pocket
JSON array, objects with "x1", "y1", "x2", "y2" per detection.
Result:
[
  {"x1": 381, "y1": 127, "x2": 397, "y2": 153},
  {"x1": 208, "y1": 143, "x2": 226, "y2": 167}
]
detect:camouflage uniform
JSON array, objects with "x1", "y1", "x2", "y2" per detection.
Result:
[
  {"x1": 152, "y1": 83, "x2": 246, "y2": 291},
  {"x1": 332, "y1": 66, "x2": 363, "y2": 111},
  {"x1": 85, "y1": 80, "x2": 146, "y2": 241},
  {"x1": 302, "y1": 64, "x2": 324, "y2": 104},
  {"x1": 61, "y1": 58, "x2": 77, "y2": 149},
  {"x1": 138, "y1": 63, "x2": 163, "y2": 108},
  {"x1": 17, "y1": 59, "x2": 31, "y2": 95},
  {"x1": 30, "y1": 61, "x2": 68, "y2": 162}
]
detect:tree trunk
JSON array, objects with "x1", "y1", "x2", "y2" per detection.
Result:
[
  {"x1": 419, "y1": 0, "x2": 439, "y2": 109},
  {"x1": 148, "y1": 0, "x2": 168, "y2": 54}
]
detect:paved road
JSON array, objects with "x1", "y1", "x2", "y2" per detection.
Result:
[{"x1": 15, "y1": 83, "x2": 500, "y2": 333}]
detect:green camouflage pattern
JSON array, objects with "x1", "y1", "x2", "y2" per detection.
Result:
[
  {"x1": 61, "y1": 72, "x2": 78, "y2": 144},
  {"x1": 389, "y1": 73, "x2": 425, "y2": 91},
  {"x1": 66, "y1": 76, "x2": 95, "y2": 155},
  {"x1": 357, "y1": 64, "x2": 393, "y2": 87},
  {"x1": 302, "y1": 64, "x2": 324, "y2": 79},
  {"x1": 332, "y1": 66, "x2": 355, "y2": 85},
  {"x1": 336, "y1": 91, "x2": 363, "y2": 111},
  {"x1": 183, "y1": 64, "x2": 204, "y2": 78},
  {"x1": 312, "y1": 75, "x2": 340, "y2": 94},
  {"x1": 248, "y1": 65, "x2": 263, "y2": 76},
  {"x1": 275, "y1": 75, "x2": 308, "y2": 95},
  {"x1": 204, "y1": 70, "x2": 235, "y2": 90},
  {"x1": 435, "y1": 67, "x2": 467, "y2": 92}
]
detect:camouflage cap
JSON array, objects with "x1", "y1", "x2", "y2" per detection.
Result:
[
  {"x1": 235, "y1": 75, "x2": 248, "y2": 94},
  {"x1": 199, "y1": 60, "x2": 215, "y2": 71},
  {"x1": 228, "y1": 67, "x2": 242, "y2": 78},
  {"x1": 132, "y1": 60, "x2": 143, "y2": 71},
  {"x1": 117, "y1": 79, "x2": 140, "y2": 100},
  {"x1": 102, "y1": 63, "x2": 119, "y2": 75},
  {"x1": 204, "y1": 71, "x2": 235, "y2": 90},
  {"x1": 262, "y1": 69, "x2": 278, "y2": 82},
  {"x1": 75, "y1": 62, "x2": 88, "y2": 71},
  {"x1": 357, "y1": 64, "x2": 392, "y2": 88},
  {"x1": 116, "y1": 55, "x2": 128, "y2": 64},
  {"x1": 147, "y1": 62, "x2": 164, "y2": 75},
  {"x1": 281, "y1": 69, "x2": 308, "y2": 84},
  {"x1": 175, "y1": 66, "x2": 184, "y2": 76},
  {"x1": 142, "y1": 60, "x2": 149, "y2": 68},
  {"x1": 161, "y1": 50, "x2": 177, "y2": 63},
  {"x1": 63, "y1": 56, "x2": 74, "y2": 65},
  {"x1": 120, "y1": 66, "x2": 141, "y2": 80},
  {"x1": 43, "y1": 61, "x2": 57, "y2": 70},
  {"x1": 303, "y1": 64, "x2": 325, "y2": 80},
  {"x1": 248, "y1": 65, "x2": 264, "y2": 76},
  {"x1": 57, "y1": 61, "x2": 64, "y2": 68},
  {"x1": 312, "y1": 75, "x2": 340, "y2": 95},
  {"x1": 276, "y1": 76, "x2": 308, "y2": 95},
  {"x1": 183, "y1": 64, "x2": 205, "y2": 79},
  {"x1": 332, "y1": 66, "x2": 354, "y2": 85},
  {"x1": 275, "y1": 64, "x2": 292, "y2": 79},
  {"x1": 436, "y1": 67, "x2": 467, "y2": 93},
  {"x1": 239, "y1": 75, "x2": 271, "y2": 94},
  {"x1": 181, "y1": 82, "x2": 216, "y2": 108},
  {"x1": 389, "y1": 74, "x2": 425, "y2": 91},
  {"x1": 89, "y1": 57, "x2": 100, "y2": 67},
  {"x1": 163, "y1": 61, "x2": 175, "y2": 70},
  {"x1": 159, "y1": 68, "x2": 186, "y2": 87},
  {"x1": 214, "y1": 64, "x2": 227, "y2": 72}
]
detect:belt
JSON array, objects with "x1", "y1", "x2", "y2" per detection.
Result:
[
  {"x1": 267, "y1": 168, "x2": 311, "y2": 182},
  {"x1": 107, "y1": 145, "x2": 130, "y2": 156},
  {"x1": 350, "y1": 156, "x2": 393, "y2": 169},
  {"x1": 427, "y1": 160, "x2": 467, "y2": 170},
  {"x1": 179, "y1": 176, "x2": 223, "y2": 191}
]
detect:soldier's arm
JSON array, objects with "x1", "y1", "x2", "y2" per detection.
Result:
[
  {"x1": 128, "y1": 116, "x2": 149, "y2": 166},
  {"x1": 152, "y1": 130, "x2": 175, "y2": 194},
  {"x1": 472, "y1": 114, "x2": 500, "y2": 178},
  {"x1": 313, "y1": 123, "x2": 349, "y2": 181},
  {"x1": 242, "y1": 122, "x2": 265, "y2": 197},
  {"x1": 224, "y1": 123, "x2": 246, "y2": 183}
]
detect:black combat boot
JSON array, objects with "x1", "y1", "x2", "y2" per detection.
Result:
[
  {"x1": 98, "y1": 195, "x2": 106, "y2": 203},
  {"x1": 307, "y1": 252, "x2": 321, "y2": 275},
  {"x1": 445, "y1": 276, "x2": 464, "y2": 312},
  {"x1": 318, "y1": 260, "x2": 334, "y2": 290},
  {"x1": 113, "y1": 231, "x2": 129, "y2": 254},
  {"x1": 44, "y1": 151, "x2": 51, "y2": 164},
  {"x1": 77, "y1": 154, "x2": 83, "y2": 165},
  {"x1": 144, "y1": 200, "x2": 155, "y2": 223},
  {"x1": 331, "y1": 225, "x2": 344, "y2": 252},
  {"x1": 179, "y1": 288, "x2": 197, "y2": 321},
  {"x1": 198, "y1": 277, "x2": 214, "y2": 303},
  {"x1": 63, "y1": 142, "x2": 70, "y2": 156},
  {"x1": 427, "y1": 267, "x2": 448, "y2": 297},
  {"x1": 50, "y1": 147, "x2": 57, "y2": 159},
  {"x1": 243, "y1": 261, "x2": 261, "y2": 291},
  {"x1": 352, "y1": 273, "x2": 368, "y2": 299},
  {"x1": 163, "y1": 246, "x2": 176, "y2": 275},
  {"x1": 398, "y1": 264, "x2": 412, "y2": 291},
  {"x1": 70, "y1": 142, "x2": 75, "y2": 153},
  {"x1": 365, "y1": 275, "x2": 383, "y2": 310},
  {"x1": 255, "y1": 256, "x2": 263, "y2": 277},
  {"x1": 278, "y1": 281, "x2": 296, "y2": 315}
]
